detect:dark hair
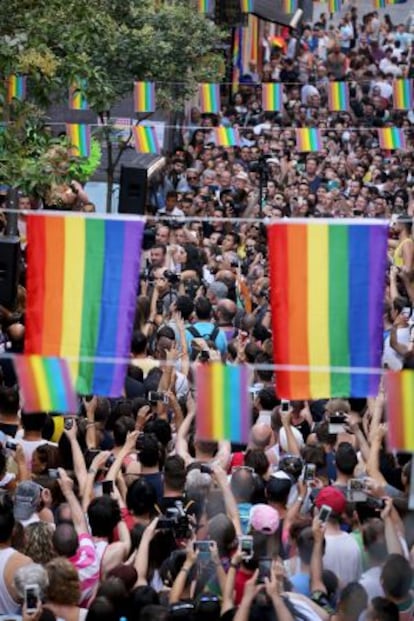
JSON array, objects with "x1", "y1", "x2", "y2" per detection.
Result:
[
  {"x1": 164, "y1": 455, "x2": 186, "y2": 492},
  {"x1": 175, "y1": 295, "x2": 194, "y2": 321},
  {"x1": 87, "y1": 496, "x2": 122, "y2": 538},
  {"x1": 21, "y1": 412, "x2": 47, "y2": 431},
  {"x1": 127, "y1": 478, "x2": 156, "y2": 517},
  {"x1": 139, "y1": 605, "x2": 169, "y2": 621},
  {"x1": 113, "y1": 416, "x2": 135, "y2": 446},
  {"x1": 257, "y1": 387, "x2": 277, "y2": 411},
  {"x1": 96, "y1": 577, "x2": 128, "y2": 613},
  {"x1": 370, "y1": 597, "x2": 399, "y2": 621},
  {"x1": 138, "y1": 433, "x2": 162, "y2": 468},
  {"x1": 131, "y1": 331, "x2": 148, "y2": 355},
  {"x1": 52, "y1": 523, "x2": 79, "y2": 557},
  {"x1": 230, "y1": 468, "x2": 255, "y2": 503},
  {"x1": 381, "y1": 554, "x2": 412, "y2": 599},
  {"x1": 335, "y1": 442, "x2": 358, "y2": 475},
  {"x1": 266, "y1": 476, "x2": 292, "y2": 505},
  {"x1": 85, "y1": 596, "x2": 117, "y2": 621},
  {"x1": 0, "y1": 501, "x2": 15, "y2": 543},
  {"x1": 129, "y1": 585, "x2": 160, "y2": 619},
  {"x1": 144, "y1": 418, "x2": 172, "y2": 447},
  {"x1": 194, "y1": 297, "x2": 212, "y2": 320},
  {"x1": 0, "y1": 386, "x2": 19, "y2": 414},
  {"x1": 362, "y1": 518, "x2": 387, "y2": 563},
  {"x1": 338, "y1": 583, "x2": 368, "y2": 621},
  {"x1": 244, "y1": 449, "x2": 269, "y2": 478}
]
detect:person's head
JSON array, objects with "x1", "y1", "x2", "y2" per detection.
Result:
[
  {"x1": 150, "y1": 244, "x2": 167, "y2": 268},
  {"x1": 362, "y1": 518, "x2": 387, "y2": 564},
  {"x1": 139, "y1": 605, "x2": 168, "y2": 621},
  {"x1": 165, "y1": 191, "x2": 178, "y2": 211},
  {"x1": 381, "y1": 554, "x2": 413, "y2": 601},
  {"x1": 0, "y1": 386, "x2": 19, "y2": 415},
  {"x1": 24, "y1": 522, "x2": 56, "y2": 564},
  {"x1": 138, "y1": 433, "x2": 161, "y2": 469},
  {"x1": 14, "y1": 563, "x2": 49, "y2": 603},
  {"x1": 52, "y1": 523, "x2": 79, "y2": 558},
  {"x1": 230, "y1": 467, "x2": 256, "y2": 503},
  {"x1": 338, "y1": 582, "x2": 368, "y2": 621},
  {"x1": 14, "y1": 481, "x2": 43, "y2": 523},
  {"x1": 131, "y1": 331, "x2": 148, "y2": 356},
  {"x1": 194, "y1": 297, "x2": 212, "y2": 320},
  {"x1": 366, "y1": 597, "x2": 399, "y2": 621},
  {"x1": 175, "y1": 295, "x2": 194, "y2": 321},
  {"x1": 46, "y1": 557, "x2": 81, "y2": 606},
  {"x1": 296, "y1": 526, "x2": 317, "y2": 565},
  {"x1": 85, "y1": 596, "x2": 118, "y2": 621},
  {"x1": 314, "y1": 486, "x2": 347, "y2": 521},
  {"x1": 114, "y1": 416, "x2": 135, "y2": 447},
  {"x1": 155, "y1": 225, "x2": 170, "y2": 246},
  {"x1": 87, "y1": 496, "x2": 122, "y2": 538},
  {"x1": 164, "y1": 455, "x2": 186, "y2": 493},
  {"x1": 335, "y1": 442, "x2": 358, "y2": 476},
  {"x1": 126, "y1": 478, "x2": 156, "y2": 518},
  {"x1": 250, "y1": 423, "x2": 272, "y2": 449},
  {"x1": 266, "y1": 473, "x2": 293, "y2": 506},
  {"x1": 256, "y1": 387, "x2": 277, "y2": 412},
  {"x1": 206, "y1": 281, "x2": 228, "y2": 306},
  {"x1": 244, "y1": 448, "x2": 269, "y2": 478},
  {"x1": 207, "y1": 513, "x2": 236, "y2": 556},
  {"x1": 21, "y1": 412, "x2": 47, "y2": 433}
]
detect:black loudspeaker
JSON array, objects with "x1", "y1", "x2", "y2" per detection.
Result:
[
  {"x1": 118, "y1": 165, "x2": 148, "y2": 215},
  {"x1": 215, "y1": 0, "x2": 246, "y2": 26},
  {"x1": 0, "y1": 237, "x2": 21, "y2": 309}
]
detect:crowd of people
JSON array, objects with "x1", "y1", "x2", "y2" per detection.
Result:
[{"x1": 1, "y1": 3, "x2": 414, "y2": 621}]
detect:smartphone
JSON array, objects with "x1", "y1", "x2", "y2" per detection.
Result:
[
  {"x1": 194, "y1": 540, "x2": 213, "y2": 561},
  {"x1": 319, "y1": 504, "x2": 332, "y2": 523},
  {"x1": 281, "y1": 400, "x2": 290, "y2": 413},
  {"x1": 5, "y1": 441, "x2": 17, "y2": 451},
  {"x1": 64, "y1": 418, "x2": 74, "y2": 430},
  {"x1": 348, "y1": 478, "x2": 367, "y2": 502},
  {"x1": 304, "y1": 463, "x2": 316, "y2": 481},
  {"x1": 239, "y1": 536, "x2": 253, "y2": 560},
  {"x1": 258, "y1": 558, "x2": 272, "y2": 583},
  {"x1": 24, "y1": 585, "x2": 39, "y2": 614},
  {"x1": 102, "y1": 480, "x2": 114, "y2": 495},
  {"x1": 48, "y1": 468, "x2": 60, "y2": 480},
  {"x1": 105, "y1": 454, "x2": 116, "y2": 468},
  {"x1": 328, "y1": 412, "x2": 347, "y2": 434},
  {"x1": 148, "y1": 391, "x2": 169, "y2": 404}
]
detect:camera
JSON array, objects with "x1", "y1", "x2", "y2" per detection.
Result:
[
  {"x1": 328, "y1": 412, "x2": 347, "y2": 434},
  {"x1": 164, "y1": 270, "x2": 180, "y2": 285},
  {"x1": 347, "y1": 478, "x2": 367, "y2": 503},
  {"x1": 148, "y1": 391, "x2": 169, "y2": 404},
  {"x1": 157, "y1": 501, "x2": 191, "y2": 539}
]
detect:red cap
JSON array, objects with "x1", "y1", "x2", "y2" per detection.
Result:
[{"x1": 315, "y1": 486, "x2": 346, "y2": 515}]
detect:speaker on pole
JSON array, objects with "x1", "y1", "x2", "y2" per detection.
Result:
[
  {"x1": 0, "y1": 237, "x2": 21, "y2": 309},
  {"x1": 118, "y1": 165, "x2": 148, "y2": 215}
]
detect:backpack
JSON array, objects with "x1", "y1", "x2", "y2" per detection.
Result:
[{"x1": 187, "y1": 324, "x2": 220, "y2": 343}]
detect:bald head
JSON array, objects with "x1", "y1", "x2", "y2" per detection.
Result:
[
  {"x1": 217, "y1": 299, "x2": 237, "y2": 324},
  {"x1": 52, "y1": 522, "x2": 78, "y2": 557},
  {"x1": 250, "y1": 423, "x2": 272, "y2": 449}
]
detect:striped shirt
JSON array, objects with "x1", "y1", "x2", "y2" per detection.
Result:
[{"x1": 69, "y1": 533, "x2": 100, "y2": 607}]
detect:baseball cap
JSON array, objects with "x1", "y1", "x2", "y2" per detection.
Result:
[
  {"x1": 235, "y1": 171, "x2": 249, "y2": 181},
  {"x1": 315, "y1": 486, "x2": 346, "y2": 515},
  {"x1": 249, "y1": 503, "x2": 280, "y2": 534},
  {"x1": 14, "y1": 481, "x2": 42, "y2": 522}
]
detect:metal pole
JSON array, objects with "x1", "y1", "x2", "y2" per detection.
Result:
[{"x1": 5, "y1": 188, "x2": 19, "y2": 236}]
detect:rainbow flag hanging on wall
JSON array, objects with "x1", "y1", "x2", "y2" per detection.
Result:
[
  {"x1": 213, "y1": 127, "x2": 240, "y2": 147},
  {"x1": 296, "y1": 128, "x2": 322, "y2": 152},
  {"x1": 240, "y1": 0, "x2": 253, "y2": 12},
  {"x1": 393, "y1": 79, "x2": 413, "y2": 110},
  {"x1": 66, "y1": 124, "x2": 91, "y2": 158},
  {"x1": 24, "y1": 214, "x2": 145, "y2": 396},
  {"x1": 198, "y1": 0, "x2": 213, "y2": 11},
  {"x1": 262, "y1": 83, "x2": 283, "y2": 112},
  {"x1": 268, "y1": 221, "x2": 388, "y2": 399},
  {"x1": 6, "y1": 75, "x2": 26, "y2": 103},
  {"x1": 386, "y1": 370, "x2": 414, "y2": 450},
  {"x1": 328, "y1": 82, "x2": 350, "y2": 112},
  {"x1": 282, "y1": 0, "x2": 298, "y2": 12},
  {"x1": 199, "y1": 84, "x2": 220, "y2": 114},
  {"x1": 134, "y1": 81, "x2": 155, "y2": 113},
  {"x1": 195, "y1": 363, "x2": 250, "y2": 442},
  {"x1": 232, "y1": 27, "x2": 243, "y2": 93},
  {"x1": 14, "y1": 355, "x2": 77, "y2": 414},
  {"x1": 132, "y1": 126, "x2": 160, "y2": 153},
  {"x1": 378, "y1": 128, "x2": 406, "y2": 150},
  {"x1": 69, "y1": 80, "x2": 88, "y2": 110},
  {"x1": 328, "y1": 0, "x2": 342, "y2": 11}
]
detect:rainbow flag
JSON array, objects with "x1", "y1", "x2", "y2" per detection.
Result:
[
  {"x1": 213, "y1": 127, "x2": 240, "y2": 147},
  {"x1": 328, "y1": 0, "x2": 342, "y2": 11},
  {"x1": 133, "y1": 81, "x2": 155, "y2": 113},
  {"x1": 69, "y1": 80, "x2": 88, "y2": 110},
  {"x1": 240, "y1": 0, "x2": 253, "y2": 12},
  {"x1": 386, "y1": 0, "x2": 407, "y2": 4},
  {"x1": 386, "y1": 371, "x2": 414, "y2": 450},
  {"x1": 24, "y1": 214, "x2": 144, "y2": 396},
  {"x1": 199, "y1": 84, "x2": 220, "y2": 114},
  {"x1": 232, "y1": 27, "x2": 243, "y2": 93},
  {"x1": 262, "y1": 83, "x2": 283, "y2": 112},
  {"x1": 66, "y1": 124, "x2": 91, "y2": 158},
  {"x1": 14, "y1": 355, "x2": 77, "y2": 414},
  {"x1": 132, "y1": 126, "x2": 160, "y2": 153},
  {"x1": 393, "y1": 79, "x2": 413, "y2": 110},
  {"x1": 373, "y1": 0, "x2": 386, "y2": 7},
  {"x1": 296, "y1": 128, "x2": 322, "y2": 152},
  {"x1": 6, "y1": 75, "x2": 26, "y2": 103},
  {"x1": 282, "y1": 0, "x2": 298, "y2": 11},
  {"x1": 198, "y1": 0, "x2": 213, "y2": 11},
  {"x1": 328, "y1": 82, "x2": 350, "y2": 112},
  {"x1": 268, "y1": 221, "x2": 388, "y2": 399},
  {"x1": 195, "y1": 363, "x2": 250, "y2": 442},
  {"x1": 378, "y1": 128, "x2": 406, "y2": 150}
]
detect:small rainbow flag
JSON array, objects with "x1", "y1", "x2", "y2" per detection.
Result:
[
  {"x1": 268, "y1": 221, "x2": 388, "y2": 399},
  {"x1": 378, "y1": 128, "x2": 406, "y2": 150},
  {"x1": 133, "y1": 125, "x2": 160, "y2": 153},
  {"x1": 213, "y1": 127, "x2": 240, "y2": 147},
  {"x1": 262, "y1": 83, "x2": 283, "y2": 112},
  {"x1": 393, "y1": 79, "x2": 413, "y2": 110},
  {"x1": 296, "y1": 128, "x2": 323, "y2": 152},
  {"x1": 14, "y1": 355, "x2": 77, "y2": 414},
  {"x1": 328, "y1": 82, "x2": 350, "y2": 112},
  {"x1": 240, "y1": 0, "x2": 253, "y2": 12},
  {"x1": 195, "y1": 363, "x2": 250, "y2": 442},
  {"x1": 386, "y1": 371, "x2": 414, "y2": 450},
  {"x1": 199, "y1": 84, "x2": 220, "y2": 114},
  {"x1": 386, "y1": 0, "x2": 407, "y2": 4},
  {"x1": 328, "y1": 0, "x2": 342, "y2": 11},
  {"x1": 282, "y1": 0, "x2": 298, "y2": 11},
  {"x1": 69, "y1": 80, "x2": 88, "y2": 110},
  {"x1": 6, "y1": 75, "x2": 26, "y2": 103},
  {"x1": 373, "y1": 0, "x2": 386, "y2": 7},
  {"x1": 198, "y1": 0, "x2": 213, "y2": 11},
  {"x1": 134, "y1": 81, "x2": 155, "y2": 113},
  {"x1": 66, "y1": 124, "x2": 91, "y2": 158},
  {"x1": 25, "y1": 214, "x2": 145, "y2": 396}
]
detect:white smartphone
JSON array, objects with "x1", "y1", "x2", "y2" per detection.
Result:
[{"x1": 25, "y1": 584, "x2": 39, "y2": 614}]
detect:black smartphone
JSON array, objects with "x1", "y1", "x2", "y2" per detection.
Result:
[
  {"x1": 281, "y1": 400, "x2": 290, "y2": 413},
  {"x1": 239, "y1": 536, "x2": 253, "y2": 560},
  {"x1": 102, "y1": 480, "x2": 114, "y2": 495},
  {"x1": 148, "y1": 391, "x2": 168, "y2": 404},
  {"x1": 258, "y1": 559, "x2": 272, "y2": 583},
  {"x1": 64, "y1": 418, "x2": 74, "y2": 430},
  {"x1": 25, "y1": 585, "x2": 39, "y2": 614}
]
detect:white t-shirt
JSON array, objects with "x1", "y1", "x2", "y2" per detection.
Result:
[
  {"x1": 323, "y1": 532, "x2": 363, "y2": 587},
  {"x1": 359, "y1": 565, "x2": 384, "y2": 602},
  {"x1": 382, "y1": 327, "x2": 410, "y2": 370}
]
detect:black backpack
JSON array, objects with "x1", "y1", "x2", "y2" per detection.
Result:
[{"x1": 187, "y1": 324, "x2": 220, "y2": 343}]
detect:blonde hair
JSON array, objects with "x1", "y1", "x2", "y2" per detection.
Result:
[{"x1": 46, "y1": 557, "x2": 80, "y2": 606}]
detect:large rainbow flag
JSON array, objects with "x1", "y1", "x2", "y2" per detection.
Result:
[
  {"x1": 25, "y1": 214, "x2": 144, "y2": 396},
  {"x1": 386, "y1": 371, "x2": 414, "y2": 450},
  {"x1": 268, "y1": 221, "x2": 388, "y2": 399}
]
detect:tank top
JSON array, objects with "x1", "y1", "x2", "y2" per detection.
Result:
[
  {"x1": 394, "y1": 238, "x2": 413, "y2": 268},
  {"x1": 0, "y1": 547, "x2": 20, "y2": 614},
  {"x1": 94, "y1": 540, "x2": 108, "y2": 579}
]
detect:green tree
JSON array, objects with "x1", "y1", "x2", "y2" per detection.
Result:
[{"x1": 0, "y1": 0, "x2": 224, "y2": 210}]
